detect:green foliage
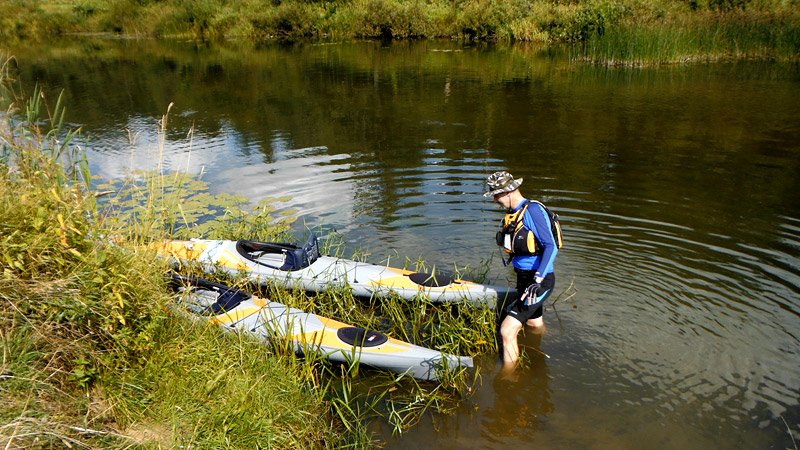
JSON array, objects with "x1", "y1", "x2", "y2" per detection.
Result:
[
  {"x1": 0, "y1": 58, "x2": 367, "y2": 448},
  {"x1": 72, "y1": 1, "x2": 105, "y2": 17},
  {"x1": 121, "y1": 313, "x2": 362, "y2": 448},
  {"x1": 684, "y1": 0, "x2": 765, "y2": 11},
  {"x1": 456, "y1": 0, "x2": 504, "y2": 39},
  {"x1": 542, "y1": 1, "x2": 629, "y2": 42},
  {"x1": 153, "y1": 0, "x2": 217, "y2": 35},
  {"x1": 0, "y1": 1, "x2": 41, "y2": 39},
  {"x1": 104, "y1": 0, "x2": 145, "y2": 33},
  {"x1": 250, "y1": 2, "x2": 322, "y2": 37},
  {"x1": 2, "y1": 0, "x2": 799, "y2": 63},
  {"x1": 71, "y1": 357, "x2": 101, "y2": 389},
  {"x1": 361, "y1": 0, "x2": 400, "y2": 38}
]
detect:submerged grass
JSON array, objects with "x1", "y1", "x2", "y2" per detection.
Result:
[
  {"x1": 243, "y1": 267, "x2": 493, "y2": 434},
  {"x1": 1, "y1": 54, "x2": 495, "y2": 447}
]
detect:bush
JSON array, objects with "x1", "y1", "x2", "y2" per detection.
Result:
[
  {"x1": 543, "y1": 1, "x2": 629, "y2": 42},
  {"x1": 250, "y1": 2, "x2": 322, "y2": 37}
]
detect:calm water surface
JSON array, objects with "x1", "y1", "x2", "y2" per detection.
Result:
[{"x1": 4, "y1": 38, "x2": 800, "y2": 448}]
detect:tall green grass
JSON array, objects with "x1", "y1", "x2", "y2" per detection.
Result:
[
  {"x1": 578, "y1": 11, "x2": 800, "y2": 65},
  {"x1": 0, "y1": 58, "x2": 370, "y2": 448},
  {"x1": 2, "y1": 0, "x2": 798, "y2": 65}
]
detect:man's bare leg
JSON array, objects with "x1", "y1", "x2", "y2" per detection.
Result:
[
  {"x1": 500, "y1": 315, "x2": 523, "y2": 364},
  {"x1": 526, "y1": 316, "x2": 545, "y2": 330}
]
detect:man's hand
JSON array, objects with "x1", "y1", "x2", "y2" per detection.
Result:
[{"x1": 520, "y1": 282, "x2": 542, "y2": 306}]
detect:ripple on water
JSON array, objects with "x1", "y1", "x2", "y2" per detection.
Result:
[
  {"x1": 558, "y1": 205, "x2": 800, "y2": 425},
  {"x1": 84, "y1": 120, "x2": 800, "y2": 440}
]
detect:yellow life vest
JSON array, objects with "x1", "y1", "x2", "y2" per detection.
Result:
[{"x1": 496, "y1": 200, "x2": 563, "y2": 257}]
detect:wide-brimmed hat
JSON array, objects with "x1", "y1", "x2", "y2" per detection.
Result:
[{"x1": 483, "y1": 171, "x2": 523, "y2": 197}]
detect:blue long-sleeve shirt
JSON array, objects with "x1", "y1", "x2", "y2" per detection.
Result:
[{"x1": 512, "y1": 199, "x2": 558, "y2": 276}]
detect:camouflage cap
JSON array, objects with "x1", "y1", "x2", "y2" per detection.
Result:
[{"x1": 483, "y1": 171, "x2": 523, "y2": 197}]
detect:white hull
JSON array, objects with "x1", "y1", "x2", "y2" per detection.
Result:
[{"x1": 155, "y1": 239, "x2": 515, "y2": 306}]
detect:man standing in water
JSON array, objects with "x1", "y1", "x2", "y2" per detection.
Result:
[{"x1": 484, "y1": 171, "x2": 559, "y2": 365}]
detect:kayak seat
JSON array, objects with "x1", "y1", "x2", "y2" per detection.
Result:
[
  {"x1": 256, "y1": 252, "x2": 287, "y2": 269},
  {"x1": 336, "y1": 327, "x2": 388, "y2": 348},
  {"x1": 177, "y1": 287, "x2": 218, "y2": 315},
  {"x1": 407, "y1": 271, "x2": 455, "y2": 287},
  {"x1": 237, "y1": 234, "x2": 320, "y2": 271}
]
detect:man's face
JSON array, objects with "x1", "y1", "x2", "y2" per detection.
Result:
[{"x1": 493, "y1": 191, "x2": 511, "y2": 209}]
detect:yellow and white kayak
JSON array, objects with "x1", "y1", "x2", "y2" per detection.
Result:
[
  {"x1": 154, "y1": 235, "x2": 514, "y2": 306},
  {"x1": 169, "y1": 273, "x2": 473, "y2": 381}
]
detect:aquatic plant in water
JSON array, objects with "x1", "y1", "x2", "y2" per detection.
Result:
[{"x1": 93, "y1": 169, "x2": 298, "y2": 241}]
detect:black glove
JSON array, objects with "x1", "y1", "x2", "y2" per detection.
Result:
[{"x1": 520, "y1": 282, "x2": 542, "y2": 306}]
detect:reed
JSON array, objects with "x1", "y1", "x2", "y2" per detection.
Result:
[
  {"x1": 578, "y1": 11, "x2": 800, "y2": 65},
  {"x1": 112, "y1": 313, "x2": 367, "y2": 448},
  {"x1": 210, "y1": 226, "x2": 499, "y2": 434}
]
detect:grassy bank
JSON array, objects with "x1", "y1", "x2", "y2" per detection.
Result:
[
  {"x1": 1, "y1": 55, "x2": 498, "y2": 447},
  {"x1": 1, "y1": 0, "x2": 799, "y2": 64},
  {"x1": 0, "y1": 66, "x2": 360, "y2": 448}
]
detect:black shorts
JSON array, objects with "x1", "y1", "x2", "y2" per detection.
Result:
[{"x1": 505, "y1": 270, "x2": 555, "y2": 325}]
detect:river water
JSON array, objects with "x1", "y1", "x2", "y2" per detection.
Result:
[{"x1": 3, "y1": 37, "x2": 799, "y2": 448}]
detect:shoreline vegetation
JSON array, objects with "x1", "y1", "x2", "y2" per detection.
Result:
[
  {"x1": 0, "y1": 0, "x2": 798, "y2": 65},
  {"x1": 0, "y1": 60, "x2": 496, "y2": 448}
]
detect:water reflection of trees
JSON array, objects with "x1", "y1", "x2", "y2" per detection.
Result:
[{"x1": 7, "y1": 37, "x2": 800, "y2": 233}]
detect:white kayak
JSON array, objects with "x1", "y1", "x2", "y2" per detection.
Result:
[
  {"x1": 169, "y1": 273, "x2": 473, "y2": 381},
  {"x1": 153, "y1": 235, "x2": 514, "y2": 306}
]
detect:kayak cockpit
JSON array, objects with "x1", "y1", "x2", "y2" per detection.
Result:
[
  {"x1": 236, "y1": 234, "x2": 320, "y2": 272},
  {"x1": 171, "y1": 273, "x2": 251, "y2": 315},
  {"x1": 407, "y1": 271, "x2": 455, "y2": 287},
  {"x1": 336, "y1": 327, "x2": 389, "y2": 348}
]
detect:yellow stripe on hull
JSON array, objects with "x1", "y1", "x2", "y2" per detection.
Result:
[
  {"x1": 211, "y1": 306, "x2": 262, "y2": 325},
  {"x1": 152, "y1": 241, "x2": 209, "y2": 260},
  {"x1": 290, "y1": 316, "x2": 412, "y2": 354},
  {"x1": 291, "y1": 330, "x2": 413, "y2": 354},
  {"x1": 210, "y1": 305, "x2": 412, "y2": 354},
  {"x1": 369, "y1": 274, "x2": 475, "y2": 292},
  {"x1": 217, "y1": 249, "x2": 251, "y2": 271}
]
